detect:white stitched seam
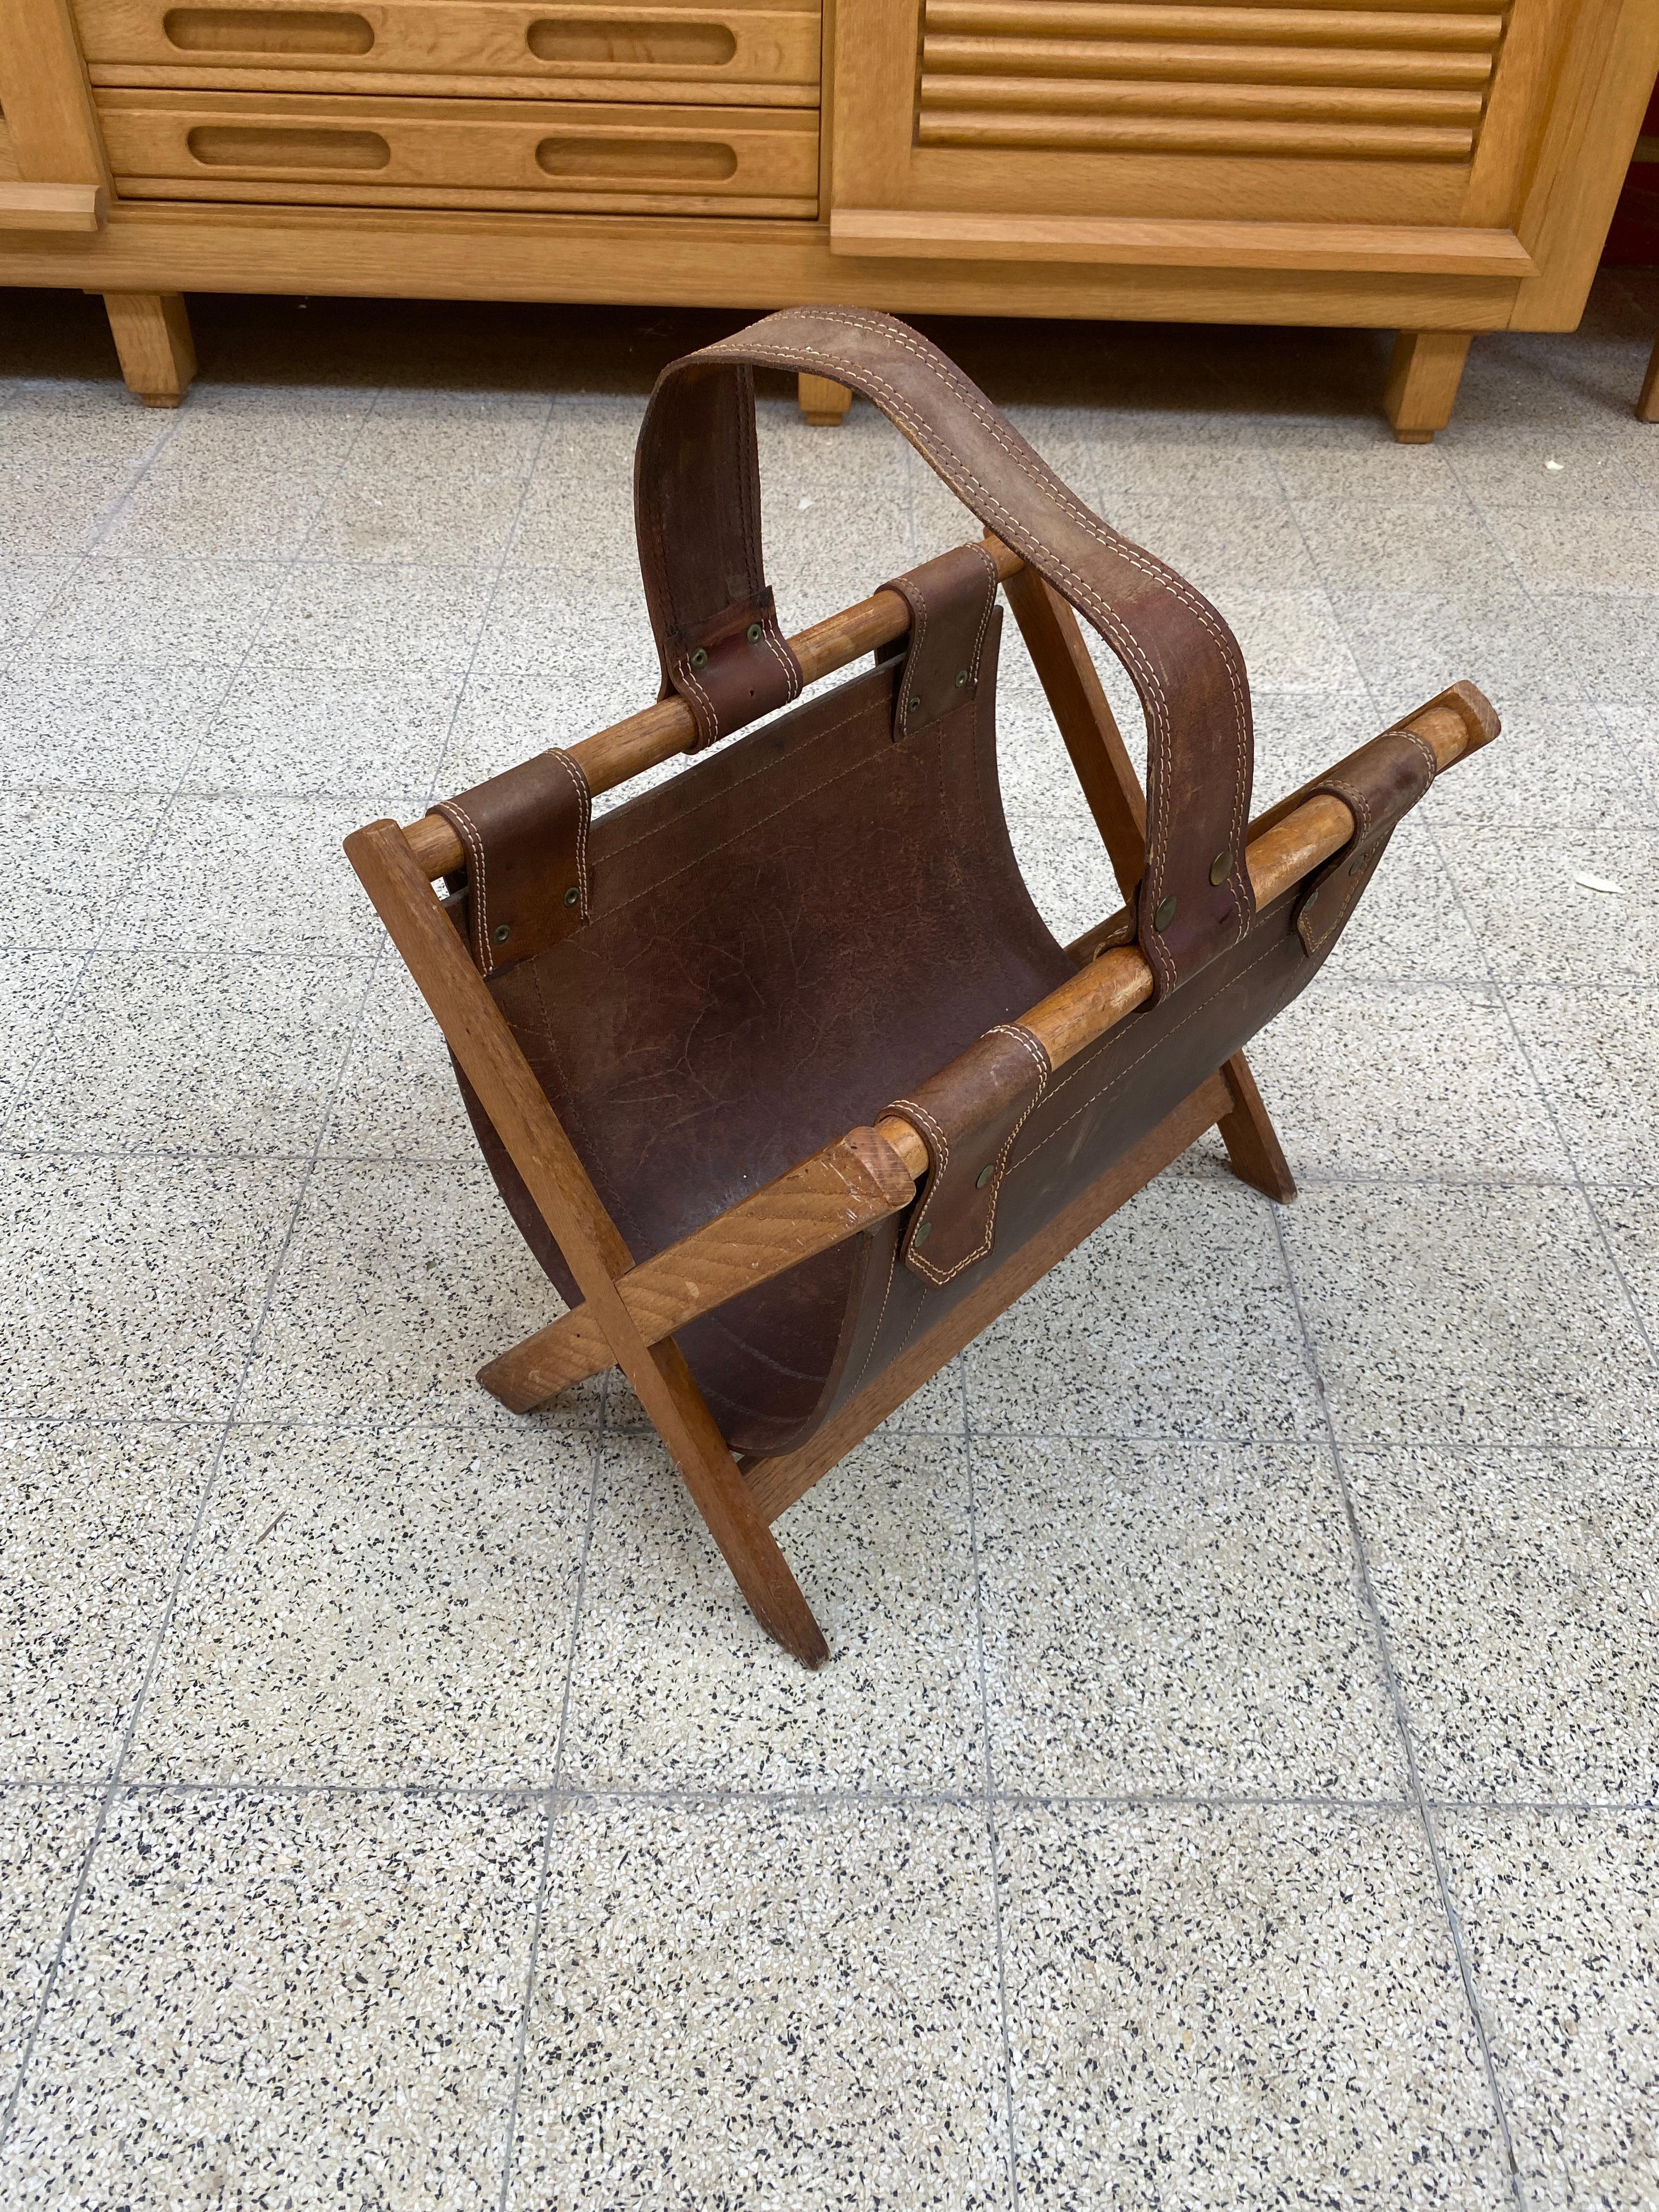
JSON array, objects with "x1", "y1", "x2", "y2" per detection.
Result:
[
  {"x1": 549, "y1": 749, "x2": 591, "y2": 912},
  {"x1": 758, "y1": 616, "x2": 802, "y2": 701},
  {"x1": 596, "y1": 691, "x2": 875, "y2": 871},
  {"x1": 1007, "y1": 930, "x2": 1287, "y2": 1176},
  {"x1": 713, "y1": 325, "x2": 1252, "y2": 982},
  {"x1": 967, "y1": 545, "x2": 998, "y2": 680},
  {"x1": 439, "y1": 800, "x2": 489, "y2": 975},
  {"x1": 677, "y1": 654, "x2": 721, "y2": 744},
  {"x1": 846, "y1": 1238, "x2": 901, "y2": 1397},
  {"x1": 1401, "y1": 729, "x2": 1438, "y2": 786},
  {"x1": 890, "y1": 1028, "x2": 1052, "y2": 1286}
]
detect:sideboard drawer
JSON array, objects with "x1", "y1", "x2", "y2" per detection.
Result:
[
  {"x1": 77, "y1": 0, "x2": 820, "y2": 104},
  {"x1": 95, "y1": 88, "x2": 819, "y2": 211}
]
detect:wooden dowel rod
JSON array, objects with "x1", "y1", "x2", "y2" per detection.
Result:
[
  {"x1": 870, "y1": 697, "x2": 1485, "y2": 1179},
  {"x1": 404, "y1": 537, "x2": 1028, "y2": 881},
  {"x1": 471, "y1": 689, "x2": 1494, "y2": 1410}
]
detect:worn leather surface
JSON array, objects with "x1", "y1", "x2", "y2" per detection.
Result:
[
  {"x1": 1292, "y1": 727, "x2": 1437, "y2": 955},
  {"x1": 452, "y1": 621, "x2": 1409, "y2": 1459},
  {"x1": 634, "y1": 307, "x2": 1255, "y2": 997},
  {"x1": 455, "y1": 615, "x2": 1090, "y2": 1454},
  {"x1": 444, "y1": 312, "x2": 1458, "y2": 1459},
  {"x1": 876, "y1": 543, "x2": 1000, "y2": 743},
  {"x1": 430, "y1": 749, "x2": 589, "y2": 975},
  {"x1": 888, "y1": 1023, "x2": 1051, "y2": 1285},
  {"x1": 633, "y1": 356, "x2": 802, "y2": 750}
]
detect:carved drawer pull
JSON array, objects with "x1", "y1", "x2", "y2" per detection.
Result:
[
  {"x1": 163, "y1": 7, "x2": 375, "y2": 54},
  {"x1": 187, "y1": 122, "x2": 392, "y2": 167},
  {"x1": 526, "y1": 17, "x2": 738, "y2": 67},
  {"x1": 535, "y1": 133, "x2": 738, "y2": 181}
]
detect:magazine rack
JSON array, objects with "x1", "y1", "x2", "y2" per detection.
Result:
[{"x1": 346, "y1": 306, "x2": 1499, "y2": 1667}]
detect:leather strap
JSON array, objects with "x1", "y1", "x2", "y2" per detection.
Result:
[
  {"x1": 887, "y1": 1023, "x2": 1051, "y2": 1286},
  {"x1": 430, "y1": 749, "x2": 591, "y2": 977},
  {"x1": 1290, "y1": 727, "x2": 1437, "y2": 957},
  {"x1": 634, "y1": 306, "x2": 1256, "y2": 996},
  {"x1": 634, "y1": 359, "x2": 802, "y2": 752},
  {"x1": 876, "y1": 542, "x2": 1001, "y2": 742}
]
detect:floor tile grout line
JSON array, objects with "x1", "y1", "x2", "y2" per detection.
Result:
[
  {"x1": 10, "y1": 1147, "x2": 1656, "y2": 1192},
  {"x1": 1289, "y1": 407, "x2": 1659, "y2": 1363},
  {"x1": 0, "y1": 1414, "x2": 239, "y2": 2152},
  {"x1": 11, "y1": 1409, "x2": 1654, "y2": 1455},
  {"x1": 1267, "y1": 1200, "x2": 1527, "y2": 2207},
  {"x1": 962, "y1": 1367, "x2": 1023, "y2": 2212},
  {"x1": 0, "y1": 953, "x2": 396, "y2": 2153},
  {"x1": 1382, "y1": 557, "x2": 1659, "y2": 1360},
  {"x1": 364, "y1": 386, "x2": 560, "y2": 810},
  {"x1": 117, "y1": 926, "x2": 390, "y2": 1732},
  {"x1": 0, "y1": 374, "x2": 391, "y2": 1149},
  {"x1": 0, "y1": 397, "x2": 184, "y2": 666},
  {"x1": 397, "y1": 385, "x2": 578, "y2": 2212},
  {"x1": 493, "y1": 1796, "x2": 556, "y2": 2212},
  {"x1": 492, "y1": 1370, "x2": 613, "y2": 2212},
  {"x1": 0, "y1": 400, "x2": 209, "y2": 1148},
  {"x1": 1417, "y1": 806, "x2": 1659, "y2": 1369},
  {"x1": 4, "y1": 1773, "x2": 1652, "y2": 1815},
  {"x1": 0, "y1": 388, "x2": 401, "y2": 2135}
]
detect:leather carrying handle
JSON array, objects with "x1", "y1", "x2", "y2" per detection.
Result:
[{"x1": 634, "y1": 305, "x2": 1255, "y2": 995}]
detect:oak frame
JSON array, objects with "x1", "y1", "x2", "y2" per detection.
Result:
[{"x1": 345, "y1": 542, "x2": 1488, "y2": 1664}]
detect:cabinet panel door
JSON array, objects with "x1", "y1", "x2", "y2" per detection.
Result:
[{"x1": 831, "y1": 0, "x2": 1576, "y2": 249}]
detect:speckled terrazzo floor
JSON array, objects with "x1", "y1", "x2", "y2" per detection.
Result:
[{"x1": 1, "y1": 278, "x2": 1656, "y2": 2210}]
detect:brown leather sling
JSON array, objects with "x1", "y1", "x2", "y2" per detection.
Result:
[{"x1": 427, "y1": 307, "x2": 1462, "y2": 1459}]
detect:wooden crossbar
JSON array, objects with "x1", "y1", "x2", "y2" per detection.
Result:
[
  {"x1": 348, "y1": 534, "x2": 1499, "y2": 1666},
  {"x1": 403, "y1": 538, "x2": 1028, "y2": 884},
  {"x1": 471, "y1": 695, "x2": 1489, "y2": 1420}
]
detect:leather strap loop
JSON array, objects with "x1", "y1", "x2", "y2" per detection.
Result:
[
  {"x1": 634, "y1": 305, "x2": 1256, "y2": 995},
  {"x1": 887, "y1": 1023, "x2": 1052, "y2": 1286},
  {"x1": 430, "y1": 748, "x2": 590, "y2": 976},
  {"x1": 876, "y1": 541, "x2": 1000, "y2": 743}
]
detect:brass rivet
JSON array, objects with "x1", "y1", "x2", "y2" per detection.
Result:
[
  {"x1": 492, "y1": 922, "x2": 511, "y2": 945},
  {"x1": 1304, "y1": 886, "x2": 1321, "y2": 909},
  {"x1": 975, "y1": 1164, "x2": 995, "y2": 1189},
  {"x1": 1154, "y1": 893, "x2": 1177, "y2": 932},
  {"x1": 746, "y1": 622, "x2": 763, "y2": 643},
  {"x1": 908, "y1": 695, "x2": 922, "y2": 714},
  {"x1": 1348, "y1": 855, "x2": 1365, "y2": 876},
  {"x1": 913, "y1": 1218, "x2": 933, "y2": 1246},
  {"x1": 563, "y1": 885, "x2": 579, "y2": 909},
  {"x1": 689, "y1": 647, "x2": 708, "y2": 669},
  {"x1": 1209, "y1": 848, "x2": 1233, "y2": 885},
  {"x1": 955, "y1": 668, "x2": 969, "y2": 687}
]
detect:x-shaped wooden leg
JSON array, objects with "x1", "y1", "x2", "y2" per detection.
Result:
[{"x1": 1002, "y1": 561, "x2": 1296, "y2": 1204}]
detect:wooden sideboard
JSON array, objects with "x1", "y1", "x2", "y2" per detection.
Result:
[{"x1": 2, "y1": 0, "x2": 1655, "y2": 436}]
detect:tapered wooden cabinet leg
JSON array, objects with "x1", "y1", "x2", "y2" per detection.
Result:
[
  {"x1": 1639, "y1": 335, "x2": 1659, "y2": 422},
  {"x1": 1384, "y1": 330, "x2": 1471, "y2": 444},
  {"x1": 798, "y1": 371, "x2": 852, "y2": 427},
  {"x1": 1216, "y1": 1051, "x2": 1297, "y2": 1203},
  {"x1": 103, "y1": 292, "x2": 196, "y2": 408}
]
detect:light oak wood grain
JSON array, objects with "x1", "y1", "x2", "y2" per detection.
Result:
[
  {"x1": 346, "y1": 814, "x2": 830, "y2": 1666},
  {"x1": 459, "y1": 674, "x2": 1492, "y2": 1417},
  {"x1": 1384, "y1": 324, "x2": 1471, "y2": 438},
  {"x1": 0, "y1": 178, "x2": 107, "y2": 227},
  {"x1": 103, "y1": 287, "x2": 196, "y2": 401},
  {"x1": 96, "y1": 88, "x2": 820, "y2": 214},
  {"x1": 74, "y1": 0, "x2": 822, "y2": 92},
  {"x1": 830, "y1": 208, "x2": 1532, "y2": 272}
]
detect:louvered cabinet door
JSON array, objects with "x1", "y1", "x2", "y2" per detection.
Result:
[{"x1": 827, "y1": 0, "x2": 1606, "y2": 282}]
